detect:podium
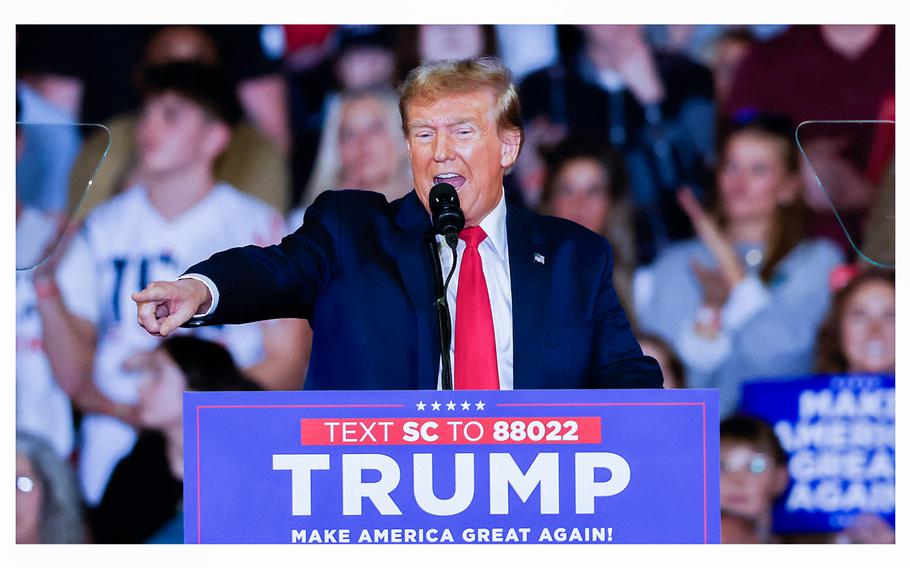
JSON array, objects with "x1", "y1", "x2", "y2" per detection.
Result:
[{"x1": 183, "y1": 388, "x2": 719, "y2": 544}]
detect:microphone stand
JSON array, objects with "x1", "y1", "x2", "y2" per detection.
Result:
[{"x1": 426, "y1": 231, "x2": 458, "y2": 390}]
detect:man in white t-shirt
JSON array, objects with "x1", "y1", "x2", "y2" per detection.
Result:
[{"x1": 39, "y1": 62, "x2": 310, "y2": 505}]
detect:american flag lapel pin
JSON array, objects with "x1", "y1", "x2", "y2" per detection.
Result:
[{"x1": 533, "y1": 252, "x2": 545, "y2": 265}]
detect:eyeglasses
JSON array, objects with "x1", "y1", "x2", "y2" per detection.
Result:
[
  {"x1": 16, "y1": 476, "x2": 35, "y2": 493},
  {"x1": 721, "y1": 452, "x2": 771, "y2": 475}
]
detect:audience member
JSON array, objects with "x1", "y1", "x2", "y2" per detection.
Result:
[
  {"x1": 89, "y1": 336, "x2": 261, "y2": 543},
  {"x1": 15, "y1": 84, "x2": 82, "y2": 215},
  {"x1": 709, "y1": 28, "x2": 755, "y2": 109},
  {"x1": 719, "y1": 415, "x2": 789, "y2": 544},
  {"x1": 287, "y1": 25, "x2": 399, "y2": 207},
  {"x1": 39, "y1": 62, "x2": 310, "y2": 507},
  {"x1": 634, "y1": 114, "x2": 843, "y2": 417},
  {"x1": 332, "y1": 25, "x2": 398, "y2": 92},
  {"x1": 395, "y1": 25, "x2": 498, "y2": 82},
  {"x1": 215, "y1": 25, "x2": 292, "y2": 155},
  {"x1": 815, "y1": 269, "x2": 895, "y2": 375},
  {"x1": 295, "y1": 88, "x2": 412, "y2": 216},
  {"x1": 16, "y1": 25, "x2": 290, "y2": 145},
  {"x1": 16, "y1": 431, "x2": 87, "y2": 544},
  {"x1": 726, "y1": 25, "x2": 895, "y2": 257},
  {"x1": 66, "y1": 25, "x2": 290, "y2": 221},
  {"x1": 537, "y1": 140, "x2": 636, "y2": 314},
  {"x1": 519, "y1": 25, "x2": 716, "y2": 263}
]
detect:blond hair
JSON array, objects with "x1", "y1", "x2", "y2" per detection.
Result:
[
  {"x1": 302, "y1": 88, "x2": 411, "y2": 206},
  {"x1": 398, "y1": 57, "x2": 524, "y2": 159}
]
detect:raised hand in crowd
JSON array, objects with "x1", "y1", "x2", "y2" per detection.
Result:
[
  {"x1": 677, "y1": 186, "x2": 746, "y2": 290},
  {"x1": 604, "y1": 27, "x2": 666, "y2": 105}
]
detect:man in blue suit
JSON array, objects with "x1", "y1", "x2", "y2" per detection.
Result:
[{"x1": 133, "y1": 57, "x2": 662, "y2": 391}]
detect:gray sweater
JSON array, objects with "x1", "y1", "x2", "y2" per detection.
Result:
[{"x1": 634, "y1": 237, "x2": 844, "y2": 417}]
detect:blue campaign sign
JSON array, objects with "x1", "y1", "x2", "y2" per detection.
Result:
[
  {"x1": 184, "y1": 388, "x2": 719, "y2": 544},
  {"x1": 740, "y1": 374, "x2": 895, "y2": 534}
]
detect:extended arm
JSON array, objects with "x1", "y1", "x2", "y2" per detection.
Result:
[{"x1": 134, "y1": 191, "x2": 340, "y2": 335}]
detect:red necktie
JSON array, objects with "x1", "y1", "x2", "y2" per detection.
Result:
[{"x1": 454, "y1": 226, "x2": 499, "y2": 390}]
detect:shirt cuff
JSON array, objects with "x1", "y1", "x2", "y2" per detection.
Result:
[
  {"x1": 721, "y1": 275, "x2": 771, "y2": 331},
  {"x1": 177, "y1": 274, "x2": 219, "y2": 318}
]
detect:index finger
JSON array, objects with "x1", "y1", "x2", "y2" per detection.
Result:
[{"x1": 676, "y1": 186, "x2": 704, "y2": 222}]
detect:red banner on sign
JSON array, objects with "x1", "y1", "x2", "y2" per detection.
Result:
[{"x1": 300, "y1": 417, "x2": 602, "y2": 446}]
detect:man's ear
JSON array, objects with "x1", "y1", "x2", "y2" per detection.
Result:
[
  {"x1": 202, "y1": 121, "x2": 232, "y2": 161},
  {"x1": 499, "y1": 128, "x2": 521, "y2": 170}
]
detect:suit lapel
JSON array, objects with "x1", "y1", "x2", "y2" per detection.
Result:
[
  {"x1": 506, "y1": 204, "x2": 551, "y2": 390},
  {"x1": 390, "y1": 191, "x2": 440, "y2": 390}
]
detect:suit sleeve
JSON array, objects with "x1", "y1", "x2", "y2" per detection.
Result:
[
  {"x1": 183, "y1": 191, "x2": 340, "y2": 325},
  {"x1": 587, "y1": 238, "x2": 664, "y2": 389}
]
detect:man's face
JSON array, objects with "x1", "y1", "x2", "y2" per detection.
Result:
[
  {"x1": 135, "y1": 91, "x2": 222, "y2": 179},
  {"x1": 405, "y1": 89, "x2": 519, "y2": 227}
]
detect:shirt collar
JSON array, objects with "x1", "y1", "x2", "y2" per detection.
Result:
[
  {"x1": 431, "y1": 188, "x2": 508, "y2": 260},
  {"x1": 477, "y1": 189, "x2": 508, "y2": 261}
]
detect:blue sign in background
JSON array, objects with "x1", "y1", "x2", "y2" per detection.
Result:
[
  {"x1": 184, "y1": 388, "x2": 719, "y2": 544},
  {"x1": 740, "y1": 374, "x2": 895, "y2": 534}
]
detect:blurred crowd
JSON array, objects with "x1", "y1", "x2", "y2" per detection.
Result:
[{"x1": 15, "y1": 24, "x2": 895, "y2": 544}]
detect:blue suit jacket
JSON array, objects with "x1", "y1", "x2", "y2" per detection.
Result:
[{"x1": 187, "y1": 189, "x2": 662, "y2": 390}]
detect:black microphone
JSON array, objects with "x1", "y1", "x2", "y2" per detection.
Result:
[
  {"x1": 427, "y1": 182, "x2": 463, "y2": 390},
  {"x1": 429, "y1": 182, "x2": 465, "y2": 248}
]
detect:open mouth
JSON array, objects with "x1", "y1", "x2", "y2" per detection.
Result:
[{"x1": 434, "y1": 174, "x2": 467, "y2": 190}]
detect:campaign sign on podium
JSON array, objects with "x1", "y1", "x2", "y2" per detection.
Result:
[{"x1": 184, "y1": 388, "x2": 719, "y2": 544}]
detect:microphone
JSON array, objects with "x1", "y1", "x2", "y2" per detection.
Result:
[
  {"x1": 429, "y1": 182, "x2": 465, "y2": 248},
  {"x1": 427, "y1": 182, "x2": 463, "y2": 390}
]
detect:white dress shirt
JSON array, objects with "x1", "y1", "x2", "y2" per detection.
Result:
[{"x1": 183, "y1": 191, "x2": 515, "y2": 391}]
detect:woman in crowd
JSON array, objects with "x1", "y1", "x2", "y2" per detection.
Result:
[
  {"x1": 293, "y1": 88, "x2": 412, "y2": 221},
  {"x1": 89, "y1": 336, "x2": 260, "y2": 543},
  {"x1": 815, "y1": 269, "x2": 895, "y2": 375},
  {"x1": 634, "y1": 113, "x2": 844, "y2": 417},
  {"x1": 16, "y1": 431, "x2": 86, "y2": 544},
  {"x1": 538, "y1": 140, "x2": 637, "y2": 315}
]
